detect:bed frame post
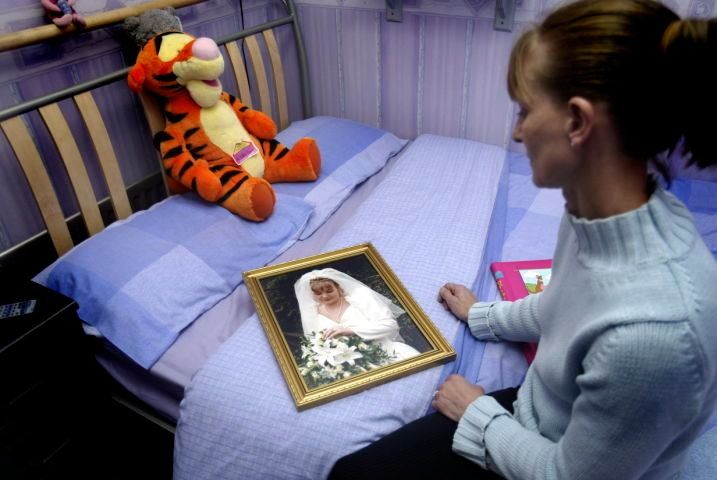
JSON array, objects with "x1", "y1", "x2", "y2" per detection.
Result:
[{"x1": 286, "y1": 0, "x2": 312, "y2": 118}]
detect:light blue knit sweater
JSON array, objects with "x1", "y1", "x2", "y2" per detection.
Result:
[{"x1": 455, "y1": 187, "x2": 717, "y2": 480}]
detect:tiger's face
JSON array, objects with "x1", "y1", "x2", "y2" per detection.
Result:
[{"x1": 128, "y1": 32, "x2": 225, "y2": 107}]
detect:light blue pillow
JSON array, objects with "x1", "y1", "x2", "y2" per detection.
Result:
[
  {"x1": 34, "y1": 193, "x2": 313, "y2": 369},
  {"x1": 275, "y1": 116, "x2": 408, "y2": 239}
]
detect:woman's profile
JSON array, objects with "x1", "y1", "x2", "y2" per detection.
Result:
[{"x1": 294, "y1": 268, "x2": 420, "y2": 363}]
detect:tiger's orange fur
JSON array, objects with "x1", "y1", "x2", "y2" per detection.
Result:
[{"x1": 128, "y1": 32, "x2": 320, "y2": 221}]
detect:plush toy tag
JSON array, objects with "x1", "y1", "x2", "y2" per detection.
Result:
[{"x1": 233, "y1": 141, "x2": 259, "y2": 166}]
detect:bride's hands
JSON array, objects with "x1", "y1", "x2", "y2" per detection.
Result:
[
  {"x1": 323, "y1": 325, "x2": 355, "y2": 340},
  {"x1": 437, "y1": 283, "x2": 477, "y2": 322}
]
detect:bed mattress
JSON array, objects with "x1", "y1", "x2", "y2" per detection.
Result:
[
  {"x1": 94, "y1": 143, "x2": 407, "y2": 420},
  {"x1": 174, "y1": 133, "x2": 509, "y2": 479},
  {"x1": 94, "y1": 139, "x2": 542, "y2": 423}
]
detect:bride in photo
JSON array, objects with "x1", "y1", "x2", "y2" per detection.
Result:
[{"x1": 294, "y1": 268, "x2": 421, "y2": 363}]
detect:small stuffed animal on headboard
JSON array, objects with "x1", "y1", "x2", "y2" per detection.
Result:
[
  {"x1": 125, "y1": 14, "x2": 321, "y2": 221},
  {"x1": 41, "y1": 0, "x2": 86, "y2": 28}
]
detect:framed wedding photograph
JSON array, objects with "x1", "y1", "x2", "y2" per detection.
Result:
[{"x1": 243, "y1": 243, "x2": 456, "y2": 410}]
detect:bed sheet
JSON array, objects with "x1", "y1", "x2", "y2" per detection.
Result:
[
  {"x1": 467, "y1": 152, "x2": 565, "y2": 393},
  {"x1": 88, "y1": 116, "x2": 406, "y2": 419},
  {"x1": 439, "y1": 150, "x2": 566, "y2": 395},
  {"x1": 92, "y1": 145, "x2": 519, "y2": 423},
  {"x1": 95, "y1": 144, "x2": 401, "y2": 421},
  {"x1": 174, "y1": 135, "x2": 509, "y2": 479},
  {"x1": 96, "y1": 138, "x2": 523, "y2": 424}
]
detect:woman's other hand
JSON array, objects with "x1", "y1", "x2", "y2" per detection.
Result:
[
  {"x1": 432, "y1": 374, "x2": 485, "y2": 422},
  {"x1": 437, "y1": 283, "x2": 477, "y2": 322},
  {"x1": 323, "y1": 325, "x2": 355, "y2": 340}
]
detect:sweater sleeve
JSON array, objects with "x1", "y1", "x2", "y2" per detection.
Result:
[
  {"x1": 453, "y1": 321, "x2": 704, "y2": 479},
  {"x1": 467, "y1": 293, "x2": 542, "y2": 343}
]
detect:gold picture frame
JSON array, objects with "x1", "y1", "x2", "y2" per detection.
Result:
[{"x1": 244, "y1": 243, "x2": 456, "y2": 410}]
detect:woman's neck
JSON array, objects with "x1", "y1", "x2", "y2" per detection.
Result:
[{"x1": 563, "y1": 141, "x2": 650, "y2": 220}]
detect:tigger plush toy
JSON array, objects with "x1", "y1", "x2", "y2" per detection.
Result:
[{"x1": 128, "y1": 31, "x2": 321, "y2": 221}]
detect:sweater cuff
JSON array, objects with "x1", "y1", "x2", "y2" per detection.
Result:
[
  {"x1": 452, "y1": 396, "x2": 511, "y2": 469},
  {"x1": 467, "y1": 301, "x2": 501, "y2": 342}
]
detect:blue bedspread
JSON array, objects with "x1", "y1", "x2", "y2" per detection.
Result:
[{"x1": 174, "y1": 135, "x2": 508, "y2": 479}]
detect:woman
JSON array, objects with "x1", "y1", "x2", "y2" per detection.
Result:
[
  {"x1": 294, "y1": 268, "x2": 420, "y2": 362},
  {"x1": 330, "y1": 1, "x2": 717, "y2": 478}
]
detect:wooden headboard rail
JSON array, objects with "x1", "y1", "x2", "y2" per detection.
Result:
[{"x1": 0, "y1": 0, "x2": 312, "y2": 274}]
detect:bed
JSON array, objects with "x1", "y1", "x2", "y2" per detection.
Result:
[{"x1": 1, "y1": 1, "x2": 715, "y2": 478}]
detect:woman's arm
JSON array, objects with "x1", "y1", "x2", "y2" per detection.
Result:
[
  {"x1": 468, "y1": 293, "x2": 542, "y2": 343},
  {"x1": 438, "y1": 283, "x2": 543, "y2": 343},
  {"x1": 452, "y1": 322, "x2": 705, "y2": 479}
]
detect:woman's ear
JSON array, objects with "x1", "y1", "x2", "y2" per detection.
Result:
[{"x1": 566, "y1": 97, "x2": 595, "y2": 148}]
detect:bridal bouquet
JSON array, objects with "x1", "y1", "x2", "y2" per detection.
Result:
[{"x1": 298, "y1": 331, "x2": 395, "y2": 388}]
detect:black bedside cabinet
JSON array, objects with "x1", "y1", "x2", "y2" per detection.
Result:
[{"x1": 0, "y1": 281, "x2": 106, "y2": 479}]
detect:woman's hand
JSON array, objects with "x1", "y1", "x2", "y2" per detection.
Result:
[
  {"x1": 323, "y1": 325, "x2": 355, "y2": 340},
  {"x1": 437, "y1": 283, "x2": 477, "y2": 322},
  {"x1": 432, "y1": 374, "x2": 485, "y2": 422}
]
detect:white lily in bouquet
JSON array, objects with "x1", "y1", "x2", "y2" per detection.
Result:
[{"x1": 298, "y1": 331, "x2": 396, "y2": 388}]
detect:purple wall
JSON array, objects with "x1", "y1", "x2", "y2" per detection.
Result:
[
  {"x1": 295, "y1": 0, "x2": 528, "y2": 145},
  {"x1": 1, "y1": 0, "x2": 715, "y2": 251}
]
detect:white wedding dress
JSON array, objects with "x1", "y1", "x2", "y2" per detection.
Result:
[
  {"x1": 314, "y1": 301, "x2": 420, "y2": 362},
  {"x1": 295, "y1": 268, "x2": 421, "y2": 363}
]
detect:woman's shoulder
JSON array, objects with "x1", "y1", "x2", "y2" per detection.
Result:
[
  {"x1": 580, "y1": 320, "x2": 715, "y2": 436},
  {"x1": 587, "y1": 321, "x2": 714, "y2": 389}
]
